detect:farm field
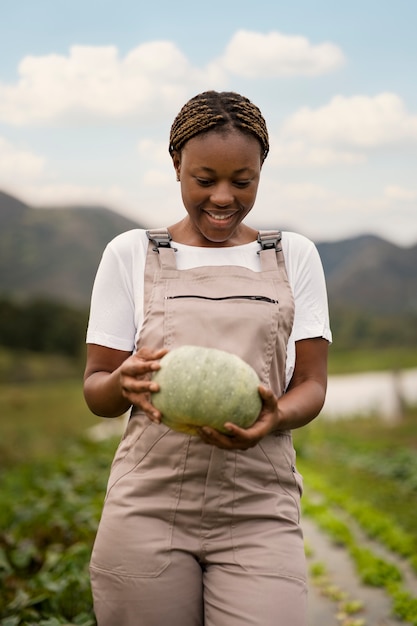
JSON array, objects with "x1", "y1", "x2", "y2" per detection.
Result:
[
  {"x1": 0, "y1": 374, "x2": 417, "y2": 625},
  {"x1": 294, "y1": 411, "x2": 417, "y2": 625}
]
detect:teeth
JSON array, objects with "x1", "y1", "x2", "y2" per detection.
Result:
[{"x1": 207, "y1": 212, "x2": 232, "y2": 221}]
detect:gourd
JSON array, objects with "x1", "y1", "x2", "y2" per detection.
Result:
[{"x1": 151, "y1": 345, "x2": 262, "y2": 436}]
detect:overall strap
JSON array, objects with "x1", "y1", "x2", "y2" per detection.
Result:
[
  {"x1": 146, "y1": 229, "x2": 177, "y2": 268},
  {"x1": 257, "y1": 230, "x2": 284, "y2": 272},
  {"x1": 143, "y1": 229, "x2": 177, "y2": 313}
]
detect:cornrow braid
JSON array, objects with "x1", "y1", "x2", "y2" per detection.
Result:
[{"x1": 169, "y1": 91, "x2": 269, "y2": 162}]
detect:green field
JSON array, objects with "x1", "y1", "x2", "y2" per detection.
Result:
[
  {"x1": 2, "y1": 343, "x2": 417, "y2": 384},
  {"x1": 1, "y1": 355, "x2": 417, "y2": 625},
  {"x1": 327, "y1": 346, "x2": 417, "y2": 375},
  {"x1": 0, "y1": 379, "x2": 103, "y2": 466},
  {"x1": 294, "y1": 411, "x2": 417, "y2": 625}
]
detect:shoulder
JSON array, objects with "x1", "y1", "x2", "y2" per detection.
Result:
[
  {"x1": 281, "y1": 231, "x2": 321, "y2": 272},
  {"x1": 94, "y1": 229, "x2": 149, "y2": 281},
  {"x1": 281, "y1": 230, "x2": 317, "y2": 256},
  {"x1": 105, "y1": 228, "x2": 148, "y2": 253},
  {"x1": 280, "y1": 231, "x2": 327, "y2": 292},
  {"x1": 101, "y1": 228, "x2": 149, "y2": 265}
]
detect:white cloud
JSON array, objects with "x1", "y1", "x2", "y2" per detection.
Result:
[
  {"x1": 384, "y1": 185, "x2": 417, "y2": 201},
  {"x1": 7, "y1": 172, "x2": 183, "y2": 229},
  {"x1": 137, "y1": 138, "x2": 171, "y2": 166},
  {"x1": 0, "y1": 136, "x2": 45, "y2": 182},
  {"x1": 268, "y1": 139, "x2": 365, "y2": 167},
  {"x1": 142, "y1": 169, "x2": 174, "y2": 187},
  {"x1": 270, "y1": 93, "x2": 417, "y2": 168},
  {"x1": 0, "y1": 42, "x2": 225, "y2": 126},
  {"x1": 219, "y1": 30, "x2": 345, "y2": 78},
  {"x1": 15, "y1": 182, "x2": 130, "y2": 210},
  {"x1": 138, "y1": 139, "x2": 176, "y2": 188},
  {"x1": 0, "y1": 30, "x2": 345, "y2": 126},
  {"x1": 281, "y1": 93, "x2": 417, "y2": 148},
  {"x1": 253, "y1": 174, "x2": 417, "y2": 244}
]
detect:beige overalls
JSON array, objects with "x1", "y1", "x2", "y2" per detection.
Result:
[{"x1": 90, "y1": 230, "x2": 308, "y2": 626}]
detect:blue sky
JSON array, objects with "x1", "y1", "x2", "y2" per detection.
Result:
[{"x1": 1, "y1": 0, "x2": 416, "y2": 245}]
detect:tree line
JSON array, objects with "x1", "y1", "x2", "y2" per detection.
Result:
[
  {"x1": 0, "y1": 297, "x2": 88, "y2": 358},
  {"x1": 329, "y1": 306, "x2": 417, "y2": 351},
  {"x1": 0, "y1": 297, "x2": 416, "y2": 358}
]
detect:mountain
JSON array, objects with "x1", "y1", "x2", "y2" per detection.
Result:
[
  {"x1": 318, "y1": 235, "x2": 417, "y2": 314},
  {"x1": 0, "y1": 190, "x2": 144, "y2": 307},
  {"x1": 1, "y1": 190, "x2": 416, "y2": 314}
]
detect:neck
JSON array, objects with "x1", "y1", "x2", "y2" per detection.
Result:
[{"x1": 168, "y1": 219, "x2": 258, "y2": 248}]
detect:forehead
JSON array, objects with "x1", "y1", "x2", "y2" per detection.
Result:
[{"x1": 181, "y1": 129, "x2": 262, "y2": 168}]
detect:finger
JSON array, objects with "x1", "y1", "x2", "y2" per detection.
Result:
[
  {"x1": 198, "y1": 427, "x2": 234, "y2": 448},
  {"x1": 122, "y1": 358, "x2": 162, "y2": 380},
  {"x1": 121, "y1": 378, "x2": 159, "y2": 396},
  {"x1": 223, "y1": 420, "x2": 267, "y2": 440},
  {"x1": 258, "y1": 385, "x2": 277, "y2": 407},
  {"x1": 136, "y1": 347, "x2": 168, "y2": 361},
  {"x1": 129, "y1": 393, "x2": 163, "y2": 423},
  {"x1": 199, "y1": 426, "x2": 258, "y2": 450}
]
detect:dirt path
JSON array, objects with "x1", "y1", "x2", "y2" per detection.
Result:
[{"x1": 302, "y1": 517, "x2": 411, "y2": 626}]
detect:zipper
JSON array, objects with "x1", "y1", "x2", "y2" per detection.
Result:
[{"x1": 165, "y1": 294, "x2": 279, "y2": 304}]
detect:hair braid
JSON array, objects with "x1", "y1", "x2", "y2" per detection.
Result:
[{"x1": 169, "y1": 91, "x2": 269, "y2": 161}]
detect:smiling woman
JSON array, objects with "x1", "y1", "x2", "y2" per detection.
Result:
[
  {"x1": 83, "y1": 90, "x2": 332, "y2": 626},
  {"x1": 167, "y1": 91, "x2": 267, "y2": 246},
  {"x1": 171, "y1": 131, "x2": 262, "y2": 245}
]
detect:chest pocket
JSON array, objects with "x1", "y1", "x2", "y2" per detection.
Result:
[{"x1": 162, "y1": 274, "x2": 282, "y2": 385}]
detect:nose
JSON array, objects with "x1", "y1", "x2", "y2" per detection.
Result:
[{"x1": 210, "y1": 182, "x2": 234, "y2": 207}]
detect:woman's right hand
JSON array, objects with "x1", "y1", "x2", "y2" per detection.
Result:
[
  {"x1": 119, "y1": 347, "x2": 168, "y2": 422},
  {"x1": 84, "y1": 344, "x2": 167, "y2": 419}
]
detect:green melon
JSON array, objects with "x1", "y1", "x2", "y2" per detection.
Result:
[{"x1": 151, "y1": 345, "x2": 262, "y2": 436}]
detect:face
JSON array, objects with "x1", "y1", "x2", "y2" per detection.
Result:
[{"x1": 173, "y1": 129, "x2": 262, "y2": 246}]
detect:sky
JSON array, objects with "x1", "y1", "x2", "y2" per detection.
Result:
[{"x1": 0, "y1": 0, "x2": 416, "y2": 246}]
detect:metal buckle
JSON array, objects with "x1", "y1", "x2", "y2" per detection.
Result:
[
  {"x1": 257, "y1": 231, "x2": 282, "y2": 253},
  {"x1": 146, "y1": 230, "x2": 173, "y2": 252}
]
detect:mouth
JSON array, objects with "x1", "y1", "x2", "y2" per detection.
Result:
[{"x1": 204, "y1": 210, "x2": 237, "y2": 222}]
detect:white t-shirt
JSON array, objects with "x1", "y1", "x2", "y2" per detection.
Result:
[{"x1": 86, "y1": 229, "x2": 332, "y2": 387}]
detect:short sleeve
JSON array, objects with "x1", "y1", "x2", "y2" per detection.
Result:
[
  {"x1": 282, "y1": 232, "x2": 332, "y2": 386},
  {"x1": 86, "y1": 230, "x2": 147, "y2": 351}
]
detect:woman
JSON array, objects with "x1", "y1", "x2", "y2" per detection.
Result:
[{"x1": 84, "y1": 90, "x2": 331, "y2": 626}]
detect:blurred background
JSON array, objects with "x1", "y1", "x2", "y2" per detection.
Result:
[{"x1": 1, "y1": 2, "x2": 416, "y2": 624}]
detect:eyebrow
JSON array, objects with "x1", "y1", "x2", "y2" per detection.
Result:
[{"x1": 196, "y1": 166, "x2": 255, "y2": 175}]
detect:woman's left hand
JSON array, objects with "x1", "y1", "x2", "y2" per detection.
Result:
[{"x1": 197, "y1": 385, "x2": 280, "y2": 450}]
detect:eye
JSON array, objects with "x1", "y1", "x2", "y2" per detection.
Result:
[
  {"x1": 234, "y1": 180, "x2": 251, "y2": 188},
  {"x1": 196, "y1": 177, "x2": 213, "y2": 187}
]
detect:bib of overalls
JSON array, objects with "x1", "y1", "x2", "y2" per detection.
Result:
[{"x1": 136, "y1": 229, "x2": 295, "y2": 397}]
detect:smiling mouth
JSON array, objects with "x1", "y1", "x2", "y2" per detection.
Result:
[{"x1": 205, "y1": 211, "x2": 236, "y2": 221}]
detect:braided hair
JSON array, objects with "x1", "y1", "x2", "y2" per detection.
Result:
[{"x1": 169, "y1": 91, "x2": 269, "y2": 162}]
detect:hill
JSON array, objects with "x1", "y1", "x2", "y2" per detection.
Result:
[
  {"x1": 318, "y1": 235, "x2": 417, "y2": 315},
  {"x1": 0, "y1": 190, "x2": 143, "y2": 307},
  {"x1": 1, "y1": 190, "x2": 416, "y2": 314}
]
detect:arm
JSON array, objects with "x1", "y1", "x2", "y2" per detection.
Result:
[
  {"x1": 83, "y1": 343, "x2": 167, "y2": 419},
  {"x1": 273, "y1": 336, "x2": 328, "y2": 430},
  {"x1": 199, "y1": 337, "x2": 328, "y2": 449}
]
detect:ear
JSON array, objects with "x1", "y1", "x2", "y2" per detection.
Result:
[{"x1": 171, "y1": 150, "x2": 181, "y2": 181}]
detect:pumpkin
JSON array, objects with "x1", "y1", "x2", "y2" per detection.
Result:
[{"x1": 151, "y1": 345, "x2": 262, "y2": 436}]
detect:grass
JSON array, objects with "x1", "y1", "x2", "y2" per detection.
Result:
[
  {"x1": 0, "y1": 379, "x2": 103, "y2": 466},
  {"x1": 1, "y1": 343, "x2": 417, "y2": 388},
  {"x1": 294, "y1": 410, "x2": 417, "y2": 535},
  {"x1": 294, "y1": 411, "x2": 417, "y2": 625},
  {"x1": 0, "y1": 437, "x2": 117, "y2": 626},
  {"x1": 328, "y1": 346, "x2": 417, "y2": 375},
  {"x1": 0, "y1": 348, "x2": 84, "y2": 384}
]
